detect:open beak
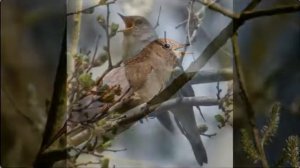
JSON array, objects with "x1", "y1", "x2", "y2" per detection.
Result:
[{"x1": 118, "y1": 13, "x2": 134, "y2": 32}]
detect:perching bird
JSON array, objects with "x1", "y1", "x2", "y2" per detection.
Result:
[{"x1": 117, "y1": 14, "x2": 208, "y2": 165}]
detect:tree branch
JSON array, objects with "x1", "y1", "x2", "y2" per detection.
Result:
[
  {"x1": 189, "y1": 68, "x2": 233, "y2": 85},
  {"x1": 241, "y1": 4, "x2": 300, "y2": 20},
  {"x1": 117, "y1": 96, "x2": 220, "y2": 126},
  {"x1": 66, "y1": 0, "x2": 117, "y2": 16},
  {"x1": 232, "y1": 33, "x2": 269, "y2": 168},
  {"x1": 105, "y1": 3, "x2": 113, "y2": 69}
]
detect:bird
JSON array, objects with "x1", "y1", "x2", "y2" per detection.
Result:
[
  {"x1": 118, "y1": 13, "x2": 176, "y2": 131},
  {"x1": 117, "y1": 14, "x2": 208, "y2": 166}
]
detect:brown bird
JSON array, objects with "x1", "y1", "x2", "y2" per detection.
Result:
[
  {"x1": 117, "y1": 14, "x2": 208, "y2": 166},
  {"x1": 101, "y1": 38, "x2": 184, "y2": 110}
]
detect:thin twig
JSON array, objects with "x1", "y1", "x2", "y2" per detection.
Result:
[
  {"x1": 241, "y1": 4, "x2": 300, "y2": 20},
  {"x1": 67, "y1": 0, "x2": 117, "y2": 16},
  {"x1": 105, "y1": 148, "x2": 127, "y2": 152},
  {"x1": 154, "y1": 6, "x2": 162, "y2": 29},
  {"x1": 96, "y1": 60, "x2": 122, "y2": 85},
  {"x1": 105, "y1": 3, "x2": 113, "y2": 69},
  {"x1": 87, "y1": 35, "x2": 101, "y2": 72},
  {"x1": 175, "y1": 19, "x2": 187, "y2": 29}
]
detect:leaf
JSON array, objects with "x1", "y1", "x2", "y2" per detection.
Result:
[
  {"x1": 261, "y1": 103, "x2": 280, "y2": 145},
  {"x1": 98, "y1": 84, "x2": 109, "y2": 94},
  {"x1": 79, "y1": 73, "x2": 95, "y2": 89},
  {"x1": 97, "y1": 15, "x2": 106, "y2": 27},
  {"x1": 214, "y1": 114, "x2": 225, "y2": 123},
  {"x1": 92, "y1": 55, "x2": 108, "y2": 67},
  {"x1": 197, "y1": 124, "x2": 208, "y2": 134},
  {"x1": 110, "y1": 23, "x2": 119, "y2": 37},
  {"x1": 101, "y1": 92, "x2": 115, "y2": 103}
]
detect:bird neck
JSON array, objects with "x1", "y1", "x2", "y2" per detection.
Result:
[{"x1": 122, "y1": 32, "x2": 157, "y2": 60}]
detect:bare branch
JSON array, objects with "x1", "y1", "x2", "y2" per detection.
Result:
[
  {"x1": 86, "y1": 35, "x2": 101, "y2": 72},
  {"x1": 241, "y1": 5, "x2": 300, "y2": 20},
  {"x1": 105, "y1": 3, "x2": 113, "y2": 69}
]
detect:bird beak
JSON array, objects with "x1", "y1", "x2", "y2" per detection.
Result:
[{"x1": 118, "y1": 13, "x2": 134, "y2": 33}]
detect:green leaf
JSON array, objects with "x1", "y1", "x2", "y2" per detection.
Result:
[
  {"x1": 197, "y1": 124, "x2": 208, "y2": 134},
  {"x1": 110, "y1": 23, "x2": 119, "y2": 37},
  {"x1": 92, "y1": 55, "x2": 108, "y2": 67},
  {"x1": 97, "y1": 15, "x2": 106, "y2": 27},
  {"x1": 215, "y1": 114, "x2": 225, "y2": 123},
  {"x1": 78, "y1": 73, "x2": 95, "y2": 89},
  {"x1": 102, "y1": 140, "x2": 112, "y2": 149},
  {"x1": 98, "y1": 84, "x2": 109, "y2": 94}
]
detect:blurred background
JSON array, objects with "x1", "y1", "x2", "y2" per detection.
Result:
[
  {"x1": 234, "y1": 0, "x2": 300, "y2": 167},
  {"x1": 1, "y1": 0, "x2": 65, "y2": 166},
  {"x1": 1, "y1": 0, "x2": 299, "y2": 167}
]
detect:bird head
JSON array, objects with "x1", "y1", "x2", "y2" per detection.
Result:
[
  {"x1": 157, "y1": 38, "x2": 189, "y2": 60},
  {"x1": 118, "y1": 14, "x2": 156, "y2": 37},
  {"x1": 118, "y1": 14, "x2": 158, "y2": 59}
]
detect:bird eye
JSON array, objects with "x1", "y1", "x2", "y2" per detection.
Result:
[{"x1": 163, "y1": 43, "x2": 171, "y2": 49}]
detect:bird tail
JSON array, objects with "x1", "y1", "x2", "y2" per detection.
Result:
[
  {"x1": 172, "y1": 105, "x2": 208, "y2": 166},
  {"x1": 188, "y1": 133, "x2": 208, "y2": 166}
]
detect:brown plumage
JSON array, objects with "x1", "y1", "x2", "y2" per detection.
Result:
[
  {"x1": 124, "y1": 39, "x2": 180, "y2": 102},
  {"x1": 104, "y1": 38, "x2": 183, "y2": 106}
]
